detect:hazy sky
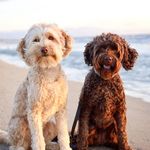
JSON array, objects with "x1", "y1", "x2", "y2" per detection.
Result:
[{"x1": 0, "y1": 0, "x2": 150, "y2": 34}]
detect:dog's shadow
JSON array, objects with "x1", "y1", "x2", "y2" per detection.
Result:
[
  {"x1": 89, "y1": 147, "x2": 113, "y2": 150},
  {"x1": 0, "y1": 144, "x2": 114, "y2": 150},
  {"x1": 0, "y1": 144, "x2": 8, "y2": 150}
]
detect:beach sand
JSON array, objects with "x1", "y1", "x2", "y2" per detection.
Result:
[{"x1": 0, "y1": 60, "x2": 150, "y2": 150}]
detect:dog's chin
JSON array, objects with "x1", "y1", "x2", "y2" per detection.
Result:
[
  {"x1": 36, "y1": 55, "x2": 60, "y2": 68},
  {"x1": 94, "y1": 65, "x2": 118, "y2": 80},
  {"x1": 100, "y1": 70, "x2": 114, "y2": 80}
]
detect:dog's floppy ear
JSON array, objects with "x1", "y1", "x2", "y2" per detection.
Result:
[
  {"x1": 84, "y1": 41, "x2": 95, "y2": 66},
  {"x1": 122, "y1": 45, "x2": 138, "y2": 70},
  {"x1": 17, "y1": 38, "x2": 26, "y2": 59},
  {"x1": 61, "y1": 30, "x2": 73, "y2": 57}
]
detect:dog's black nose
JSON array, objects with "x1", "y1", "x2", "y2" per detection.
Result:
[
  {"x1": 104, "y1": 56, "x2": 113, "y2": 63},
  {"x1": 41, "y1": 47, "x2": 48, "y2": 55}
]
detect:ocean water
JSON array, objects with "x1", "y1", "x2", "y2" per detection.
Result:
[{"x1": 0, "y1": 35, "x2": 150, "y2": 102}]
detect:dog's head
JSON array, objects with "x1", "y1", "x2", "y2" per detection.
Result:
[
  {"x1": 17, "y1": 24, "x2": 73, "y2": 68},
  {"x1": 84, "y1": 33, "x2": 138, "y2": 80}
]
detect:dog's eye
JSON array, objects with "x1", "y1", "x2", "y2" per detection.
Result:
[
  {"x1": 33, "y1": 38, "x2": 40, "y2": 42},
  {"x1": 48, "y1": 36, "x2": 54, "y2": 41},
  {"x1": 116, "y1": 52, "x2": 120, "y2": 58},
  {"x1": 100, "y1": 48, "x2": 106, "y2": 52}
]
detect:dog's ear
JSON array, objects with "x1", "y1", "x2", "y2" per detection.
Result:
[
  {"x1": 122, "y1": 45, "x2": 138, "y2": 70},
  {"x1": 61, "y1": 30, "x2": 73, "y2": 57},
  {"x1": 84, "y1": 41, "x2": 95, "y2": 66},
  {"x1": 17, "y1": 38, "x2": 26, "y2": 59}
]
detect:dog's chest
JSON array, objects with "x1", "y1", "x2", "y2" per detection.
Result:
[
  {"x1": 88, "y1": 76, "x2": 124, "y2": 128},
  {"x1": 27, "y1": 68, "x2": 67, "y2": 121},
  {"x1": 90, "y1": 99, "x2": 116, "y2": 128}
]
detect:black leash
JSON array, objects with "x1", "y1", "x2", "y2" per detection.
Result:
[
  {"x1": 70, "y1": 102, "x2": 81, "y2": 139},
  {"x1": 52, "y1": 102, "x2": 81, "y2": 150}
]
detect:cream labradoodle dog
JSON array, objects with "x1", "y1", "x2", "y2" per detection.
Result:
[{"x1": 0, "y1": 23, "x2": 73, "y2": 150}]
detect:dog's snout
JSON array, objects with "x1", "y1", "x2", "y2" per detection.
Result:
[
  {"x1": 104, "y1": 56, "x2": 113, "y2": 63},
  {"x1": 41, "y1": 47, "x2": 48, "y2": 55}
]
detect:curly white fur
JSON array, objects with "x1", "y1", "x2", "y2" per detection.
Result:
[{"x1": 0, "y1": 23, "x2": 73, "y2": 150}]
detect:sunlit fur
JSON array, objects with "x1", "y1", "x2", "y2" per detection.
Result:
[
  {"x1": 0, "y1": 23, "x2": 73, "y2": 150},
  {"x1": 84, "y1": 33, "x2": 138, "y2": 80},
  {"x1": 18, "y1": 24, "x2": 72, "y2": 68}
]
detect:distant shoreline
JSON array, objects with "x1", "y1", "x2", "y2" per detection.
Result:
[{"x1": 1, "y1": 30, "x2": 150, "y2": 39}]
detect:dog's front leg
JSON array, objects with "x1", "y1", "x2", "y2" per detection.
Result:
[
  {"x1": 55, "y1": 108, "x2": 71, "y2": 150},
  {"x1": 27, "y1": 107, "x2": 45, "y2": 150},
  {"x1": 115, "y1": 106, "x2": 132, "y2": 150},
  {"x1": 77, "y1": 107, "x2": 90, "y2": 150}
]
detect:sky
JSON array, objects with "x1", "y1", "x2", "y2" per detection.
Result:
[{"x1": 0, "y1": 0, "x2": 150, "y2": 36}]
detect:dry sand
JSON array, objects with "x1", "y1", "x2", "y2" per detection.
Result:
[{"x1": 0, "y1": 60, "x2": 150, "y2": 150}]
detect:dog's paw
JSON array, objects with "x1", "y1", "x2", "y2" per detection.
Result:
[
  {"x1": 9, "y1": 146, "x2": 25, "y2": 150},
  {"x1": 60, "y1": 147, "x2": 72, "y2": 150},
  {"x1": 119, "y1": 145, "x2": 132, "y2": 150},
  {"x1": 46, "y1": 142, "x2": 60, "y2": 150},
  {"x1": 126, "y1": 145, "x2": 132, "y2": 150}
]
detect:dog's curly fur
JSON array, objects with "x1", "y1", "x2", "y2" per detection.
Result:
[
  {"x1": 77, "y1": 33, "x2": 138, "y2": 150},
  {"x1": 0, "y1": 24, "x2": 73, "y2": 150}
]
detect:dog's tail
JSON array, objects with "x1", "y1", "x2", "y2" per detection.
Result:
[{"x1": 0, "y1": 129, "x2": 9, "y2": 144}]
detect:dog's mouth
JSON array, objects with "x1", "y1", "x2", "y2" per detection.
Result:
[
  {"x1": 94, "y1": 57, "x2": 118, "y2": 80},
  {"x1": 35, "y1": 53, "x2": 58, "y2": 68},
  {"x1": 37, "y1": 54, "x2": 56, "y2": 60},
  {"x1": 103, "y1": 64, "x2": 111, "y2": 70},
  {"x1": 101, "y1": 63, "x2": 115, "y2": 71},
  {"x1": 97, "y1": 64, "x2": 115, "y2": 80},
  {"x1": 41, "y1": 54, "x2": 57, "y2": 61},
  {"x1": 42, "y1": 53, "x2": 49, "y2": 57}
]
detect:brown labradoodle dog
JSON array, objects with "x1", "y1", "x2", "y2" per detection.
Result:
[{"x1": 77, "y1": 33, "x2": 138, "y2": 150}]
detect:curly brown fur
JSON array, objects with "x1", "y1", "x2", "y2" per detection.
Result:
[{"x1": 77, "y1": 33, "x2": 138, "y2": 150}]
